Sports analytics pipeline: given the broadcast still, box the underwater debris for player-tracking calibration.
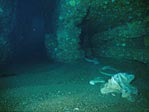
[89,66,119,85]
[90,66,138,102]
[100,73,138,102]
[89,77,106,85]
[99,66,119,77]
[85,57,99,65]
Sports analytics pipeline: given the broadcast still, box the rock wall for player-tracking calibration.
[89,0,149,63]
[0,0,17,64]
[45,0,89,62]
[45,0,149,63]
[92,21,149,63]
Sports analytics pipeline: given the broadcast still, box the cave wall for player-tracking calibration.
[0,0,148,64]
[0,0,17,64]
[45,0,148,63]
[88,0,149,63]
[45,0,89,62]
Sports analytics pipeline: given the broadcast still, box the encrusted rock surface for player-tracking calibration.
[45,0,148,63]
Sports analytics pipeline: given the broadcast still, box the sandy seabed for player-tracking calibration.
[0,60,149,112]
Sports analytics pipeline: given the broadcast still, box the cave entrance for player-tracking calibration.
[12,0,58,63]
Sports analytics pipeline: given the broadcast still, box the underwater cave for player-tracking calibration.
[0,0,149,111]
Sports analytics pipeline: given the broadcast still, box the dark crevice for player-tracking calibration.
[78,6,95,58]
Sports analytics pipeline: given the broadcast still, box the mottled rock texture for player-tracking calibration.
[45,0,148,63]
[0,0,17,64]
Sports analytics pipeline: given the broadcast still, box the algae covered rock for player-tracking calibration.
[45,33,57,60]
[82,0,148,63]
[51,0,87,62]
[45,0,148,63]
[93,21,146,41]
[92,21,149,63]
